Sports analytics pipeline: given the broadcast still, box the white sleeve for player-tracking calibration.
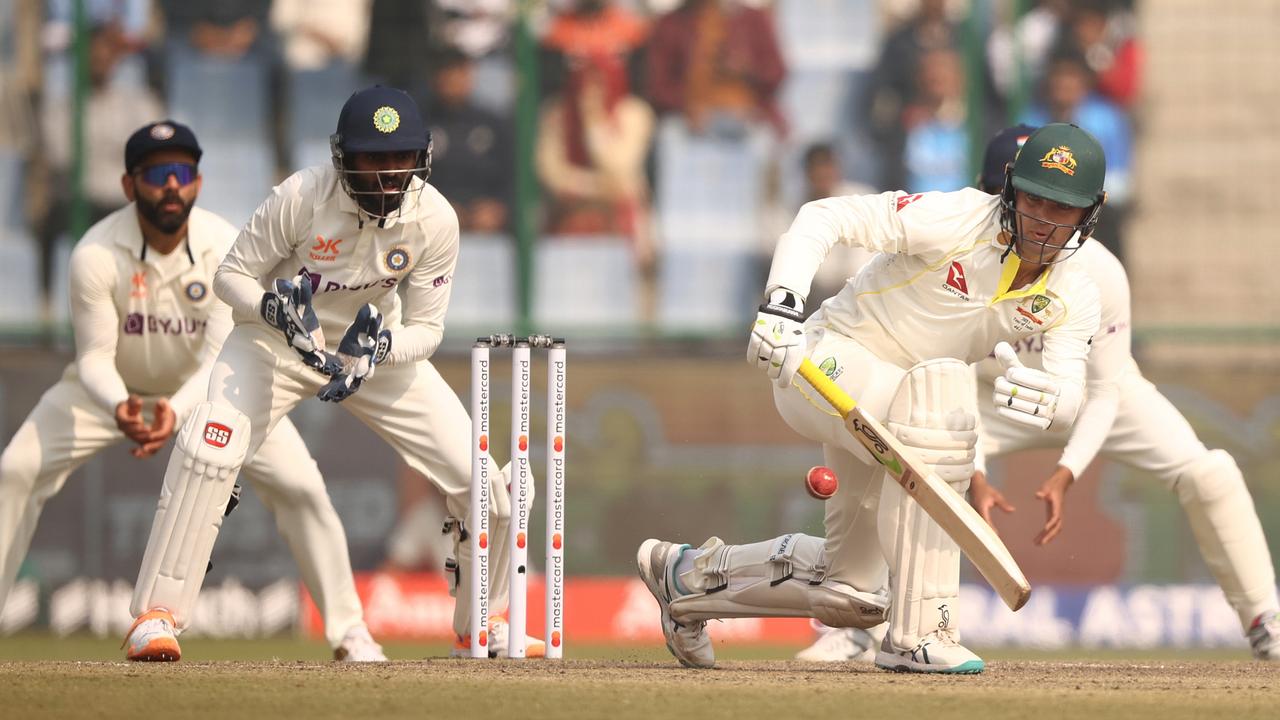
[213,176,306,323]
[1057,257,1132,478]
[766,192,909,300]
[167,298,233,422]
[766,189,990,301]
[69,244,129,414]
[382,210,460,366]
[1040,277,1102,432]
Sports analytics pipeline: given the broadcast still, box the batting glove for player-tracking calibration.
[748,289,807,389]
[316,304,392,403]
[992,341,1060,430]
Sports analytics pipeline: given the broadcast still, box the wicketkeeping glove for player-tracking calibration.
[260,276,330,371]
[992,341,1060,430]
[747,289,807,389]
[316,304,392,403]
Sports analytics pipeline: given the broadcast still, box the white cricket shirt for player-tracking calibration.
[214,165,459,366]
[974,240,1131,477]
[768,189,1102,423]
[67,205,237,417]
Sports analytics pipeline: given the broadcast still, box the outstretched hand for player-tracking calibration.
[968,469,1016,535]
[1033,466,1074,545]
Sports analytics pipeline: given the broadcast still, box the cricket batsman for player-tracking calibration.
[638,123,1108,673]
[798,125,1280,663]
[0,121,384,661]
[121,87,536,660]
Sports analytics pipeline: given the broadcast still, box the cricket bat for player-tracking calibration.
[797,358,1032,612]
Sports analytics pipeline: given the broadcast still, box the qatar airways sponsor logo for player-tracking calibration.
[123,313,207,336]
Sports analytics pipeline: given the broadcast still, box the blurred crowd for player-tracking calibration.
[0,0,1141,332]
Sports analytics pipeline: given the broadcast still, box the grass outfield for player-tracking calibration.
[1,635,1274,719]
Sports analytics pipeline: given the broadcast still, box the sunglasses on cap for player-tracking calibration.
[134,162,198,187]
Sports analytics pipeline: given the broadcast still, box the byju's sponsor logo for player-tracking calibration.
[122,313,207,336]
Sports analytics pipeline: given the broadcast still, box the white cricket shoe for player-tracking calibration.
[123,607,181,662]
[448,617,546,658]
[796,621,885,663]
[874,628,984,674]
[1248,610,1280,660]
[334,625,387,662]
[488,616,547,658]
[636,538,715,669]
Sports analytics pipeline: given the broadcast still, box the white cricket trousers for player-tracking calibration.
[202,323,510,638]
[0,371,365,648]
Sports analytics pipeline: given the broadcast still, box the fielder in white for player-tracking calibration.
[638,123,1110,674]
[800,125,1280,663]
[0,121,383,661]
[121,88,535,661]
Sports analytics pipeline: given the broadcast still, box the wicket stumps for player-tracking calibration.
[469,334,566,659]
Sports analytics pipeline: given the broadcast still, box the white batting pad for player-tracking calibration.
[879,358,977,649]
[130,403,250,629]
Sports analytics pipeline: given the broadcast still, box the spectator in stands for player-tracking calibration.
[536,50,656,316]
[1022,52,1132,260]
[39,23,164,296]
[541,0,649,95]
[427,48,513,234]
[987,0,1072,110]
[432,0,516,112]
[160,1,274,61]
[271,0,370,170]
[270,1,370,76]
[646,0,787,138]
[801,143,875,304]
[363,0,434,108]
[862,0,959,189]
[900,47,971,193]
[1059,0,1142,108]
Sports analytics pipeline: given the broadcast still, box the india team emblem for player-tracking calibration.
[373,106,401,134]
[1031,294,1050,314]
[150,123,175,140]
[384,247,410,272]
[185,280,207,301]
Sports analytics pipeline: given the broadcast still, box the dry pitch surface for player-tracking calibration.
[2,640,1276,720]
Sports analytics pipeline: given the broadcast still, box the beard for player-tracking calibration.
[135,191,194,233]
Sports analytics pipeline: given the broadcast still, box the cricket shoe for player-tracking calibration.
[488,616,547,658]
[449,618,546,658]
[636,538,714,669]
[334,625,387,661]
[874,628,984,674]
[1248,610,1280,661]
[123,608,181,662]
[796,621,885,663]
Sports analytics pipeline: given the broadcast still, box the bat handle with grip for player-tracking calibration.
[797,359,858,418]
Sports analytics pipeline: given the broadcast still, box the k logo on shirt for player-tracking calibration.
[309,235,343,261]
[943,261,969,299]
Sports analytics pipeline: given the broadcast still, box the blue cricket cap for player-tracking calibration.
[333,86,430,154]
[979,124,1037,192]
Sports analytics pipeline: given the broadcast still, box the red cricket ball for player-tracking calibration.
[805,466,838,500]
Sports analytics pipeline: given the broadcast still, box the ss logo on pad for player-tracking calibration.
[204,422,232,448]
